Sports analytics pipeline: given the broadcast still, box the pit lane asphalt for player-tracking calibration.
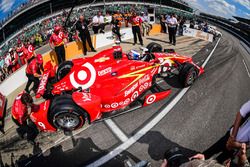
[3,29,250,167]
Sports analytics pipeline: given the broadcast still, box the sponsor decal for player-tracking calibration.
[125,82,138,97]
[94,57,110,63]
[146,94,156,105]
[98,67,112,76]
[131,91,139,102]
[111,103,119,108]
[70,62,96,90]
[104,104,110,108]
[37,72,50,94]
[82,93,91,102]
[38,122,46,130]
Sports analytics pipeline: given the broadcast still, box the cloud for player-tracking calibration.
[0,0,15,13]
[233,0,250,10]
[204,0,236,16]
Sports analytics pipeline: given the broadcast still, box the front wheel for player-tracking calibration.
[49,94,88,131]
[179,63,197,87]
[56,61,73,81]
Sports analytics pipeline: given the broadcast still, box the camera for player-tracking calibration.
[164,147,189,167]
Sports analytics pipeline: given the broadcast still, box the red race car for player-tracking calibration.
[16,42,204,133]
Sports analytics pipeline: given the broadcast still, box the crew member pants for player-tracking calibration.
[25,73,39,94]
[132,26,143,45]
[112,27,121,42]
[55,45,65,65]
[12,117,39,142]
[168,27,176,44]
[79,32,95,55]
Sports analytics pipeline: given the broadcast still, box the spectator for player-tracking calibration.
[16,40,27,65]
[140,12,151,36]
[49,25,67,65]
[104,11,112,26]
[10,49,20,72]
[75,15,96,56]
[160,14,166,33]
[124,11,131,27]
[203,100,250,164]
[92,11,105,34]
[167,13,178,46]
[179,17,185,36]
[161,147,226,167]
[130,12,143,46]
[4,52,12,75]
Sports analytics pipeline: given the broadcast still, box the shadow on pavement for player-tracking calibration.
[14,134,141,167]
[138,131,198,161]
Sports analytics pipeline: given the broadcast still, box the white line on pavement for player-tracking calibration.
[104,119,128,142]
[86,38,221,167]
[242,59,250,78]
[202,38,221,68]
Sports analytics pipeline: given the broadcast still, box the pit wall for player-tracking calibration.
[0,25,161,105]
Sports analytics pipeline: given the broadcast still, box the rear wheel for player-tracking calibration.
[56,61,73,81]
[146,42,163,53]
[179,63,197,87]
[49,94,88,131]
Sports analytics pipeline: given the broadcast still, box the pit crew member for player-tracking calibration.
[49,25,67,65]
[12,92,39,144]
[130,12,143,46]
[24,53,42,94]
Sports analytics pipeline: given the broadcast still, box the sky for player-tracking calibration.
[0,0,249,21]
[185,0,250,18]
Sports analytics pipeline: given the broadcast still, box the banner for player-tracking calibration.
[183,27,213,42]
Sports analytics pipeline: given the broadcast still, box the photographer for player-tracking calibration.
[203,100,250,164]
[161,147,225,167]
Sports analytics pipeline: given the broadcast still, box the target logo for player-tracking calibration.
[70,63,96,89]
[28,45,33,53]
[59,32,64,39]
[131,91,139,102]
[104,105,110,108]
[146,94,156,105]
[119,101,124,105]
[124,98,130,105]
[111,103,119,108]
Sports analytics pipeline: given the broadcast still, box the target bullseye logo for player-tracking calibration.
[111,103,119,108]
[59,32,63,39]
[131,91,139,102]
[146,94,156,104]
[70,62,96,89]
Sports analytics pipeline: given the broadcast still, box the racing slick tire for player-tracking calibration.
[146,42,162,53]
[49,94,88,131]
[56,61,73,81]
[179,63,198,87]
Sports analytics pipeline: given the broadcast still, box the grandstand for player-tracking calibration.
[0,0,193,46]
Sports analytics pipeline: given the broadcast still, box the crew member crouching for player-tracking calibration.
[12,92,39,145]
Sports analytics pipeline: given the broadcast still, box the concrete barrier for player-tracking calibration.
[183,27,214,42]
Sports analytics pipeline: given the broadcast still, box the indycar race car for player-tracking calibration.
[15,42,204,133]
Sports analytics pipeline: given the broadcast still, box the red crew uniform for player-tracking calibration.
[130,15,143,45]
[16,44,26,65]
[25,57,41,94]
[12,92,28,125]
[49,27,66,65]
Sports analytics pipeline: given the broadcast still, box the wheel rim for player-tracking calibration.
[55,112,81,130]
[186,71,196,85]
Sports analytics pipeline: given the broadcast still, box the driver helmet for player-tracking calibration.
[129,50,140,60]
